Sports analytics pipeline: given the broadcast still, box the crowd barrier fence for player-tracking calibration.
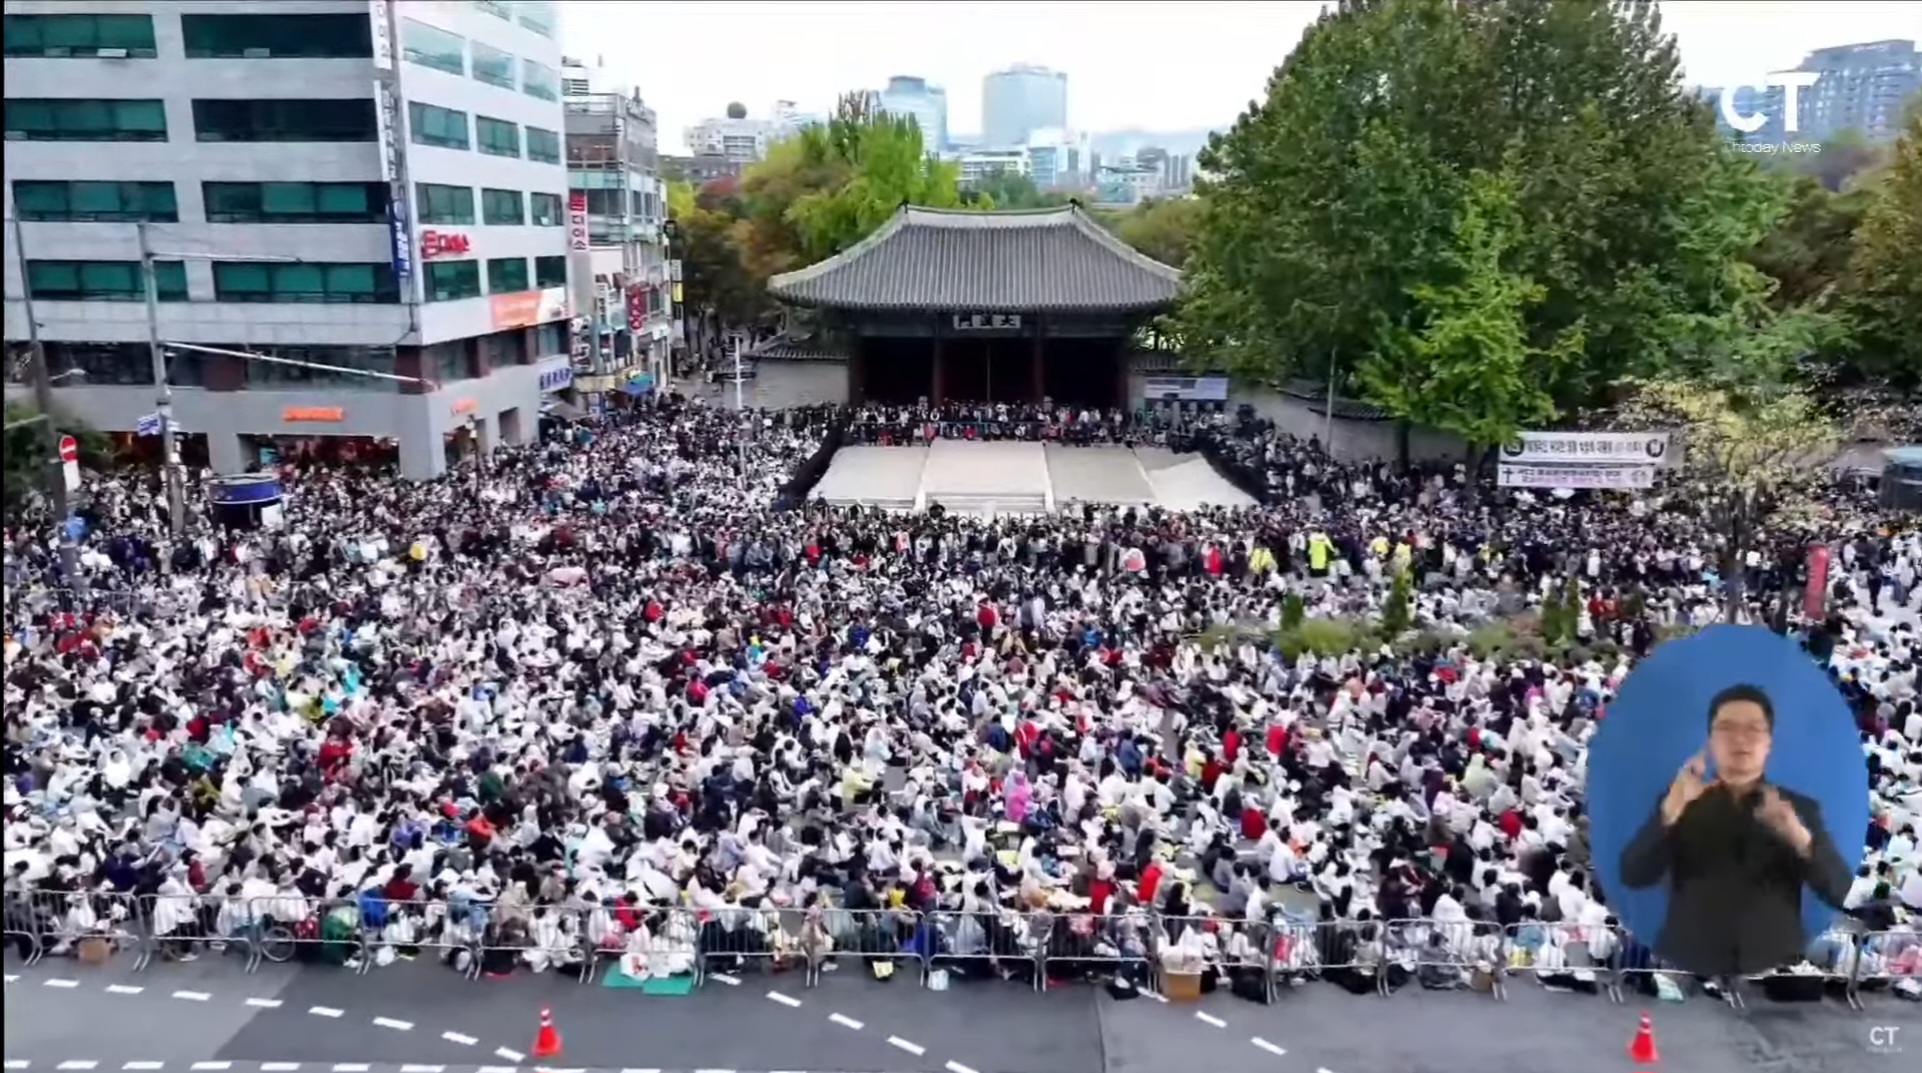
[4,889,1914,1006]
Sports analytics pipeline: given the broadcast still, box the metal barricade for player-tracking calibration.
[586,904,698,987]
[2,888,144,971]
[924,907,1045,990]
[735,905,921,989]
[1151,911,1261,1000]
[1035,911,1155,993]
[1498,920,1634,1003]
[1849,926,1920,1010]
[235,895,365,974]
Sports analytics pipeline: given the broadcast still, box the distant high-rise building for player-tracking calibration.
[876,76,948,153]
[982,64,1067,148]
[1798,39,1918,142]
[685,106,778,164]
[1703,38,1919,145]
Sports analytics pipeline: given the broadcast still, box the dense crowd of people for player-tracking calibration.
[2,393,1916,1003]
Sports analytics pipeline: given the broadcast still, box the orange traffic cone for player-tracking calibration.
[1628,1009,1659,1065]
[532,1006,562,1059]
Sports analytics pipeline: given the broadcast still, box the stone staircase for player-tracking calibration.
[927,491,1051,516]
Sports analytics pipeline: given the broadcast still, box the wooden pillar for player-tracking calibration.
[1030,315,1045,402]
[849,338,865,404]
[932,315,945,405]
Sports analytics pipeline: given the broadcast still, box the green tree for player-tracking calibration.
[1280,591,1306,631]
[966,169,1068,211]
[1113,197,1207,270]
[3,400,109,511]
[1380,568,1414,637]
[1539,585,1567,644]
[1176,0,1777,416]
[1843,105,1922,390]
[783,95,965,262]
[667,180,770,328]
[1619,375,1841,620]
[1360,169,1577,453]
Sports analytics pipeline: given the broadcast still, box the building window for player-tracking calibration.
[481,188,524,225]
[525,126,561,164]
[4,99,166,142]
[3,14,157,58]
[400,18,465,76]
[11,181,177,223]
[212,261,399,304]
[521,59,560,101]
[472,1,513,21]
[471,41,516,90]
[408,101,469,150]
[529,193,564,226]
[203,181,388,224]
[534,255,566,289]
[476,115,520,158]
[26,260,187,302]
[415,183,475,225]
[518,1,557,38]
[180,13,372,59]
[486,257,529,294]
[425,261,482,303]
[192,98,376,142]
[237,345,397,389]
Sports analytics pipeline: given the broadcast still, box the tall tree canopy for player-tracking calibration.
[1112,197,1207,271]
[1843,106,1922,391]
[1174,0,1801,447]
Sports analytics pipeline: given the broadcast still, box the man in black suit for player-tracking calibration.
[1618,683,1851,977]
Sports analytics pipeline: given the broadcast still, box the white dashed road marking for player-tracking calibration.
[307,1007,344,1019]
[828,1013,864,1031]
[371,1018,413,1032]
[493,1048,525,1063]
[3,1063,27,1070]
[105,985,144,995]
[709,973,741,985]
[171,992,211,1003]
[44,979,79,989]
[331,1065,370,1072]
[399,1065,443,1072]
[1252,1038,1288,1057]
[56,1064,97,1071]
[124,1064,165,1070]
[190,1062,231,1070]
[477,1067,518,1073]
[887,1037,926,1057]
[440,1032,477,1046]
[262,1065,302,1071]
[766,990,802,1008]
[1195,1011,1227,1028]
[946,1063,981,1073]
[245,998,282,1009]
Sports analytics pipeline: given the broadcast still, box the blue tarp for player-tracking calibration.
[620,374,655,396]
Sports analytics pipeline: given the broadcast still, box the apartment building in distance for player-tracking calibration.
[2,0,576,480]
[561,55,672,399]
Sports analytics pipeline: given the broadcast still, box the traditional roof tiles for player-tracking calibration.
[766,204,1183,314]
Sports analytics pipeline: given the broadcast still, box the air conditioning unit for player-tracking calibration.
[96,48,129,59]
[242,47,272,58]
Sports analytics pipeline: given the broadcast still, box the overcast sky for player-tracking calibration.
[557,1,1921,153]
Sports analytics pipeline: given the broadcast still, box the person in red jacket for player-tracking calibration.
[1137,858,1165,907]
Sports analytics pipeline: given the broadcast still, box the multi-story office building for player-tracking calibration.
[1798,39,1919,142]
[876,75,947,153]
[981,64,1067,148]
[562,55,670,399]
[1705,39,1920,145]
[951,129,1089,192]
[683,107,776,165]
[2,0,575,480]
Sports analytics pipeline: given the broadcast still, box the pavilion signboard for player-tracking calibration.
[951,313,1022,332]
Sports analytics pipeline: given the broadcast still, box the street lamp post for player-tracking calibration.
[6,213,82,585]
[136,222,301,535]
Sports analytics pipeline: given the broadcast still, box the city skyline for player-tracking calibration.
[562,1,1919,155]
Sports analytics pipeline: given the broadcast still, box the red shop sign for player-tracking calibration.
[421,231,472,259]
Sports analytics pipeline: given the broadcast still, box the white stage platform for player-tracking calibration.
[811,441,1255,514]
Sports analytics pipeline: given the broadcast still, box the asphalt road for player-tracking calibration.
[5,952,1915,1073]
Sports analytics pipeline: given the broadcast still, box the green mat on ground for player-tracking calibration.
[600,966,697,994]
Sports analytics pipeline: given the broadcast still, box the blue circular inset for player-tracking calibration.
[1587,624,1868,971]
